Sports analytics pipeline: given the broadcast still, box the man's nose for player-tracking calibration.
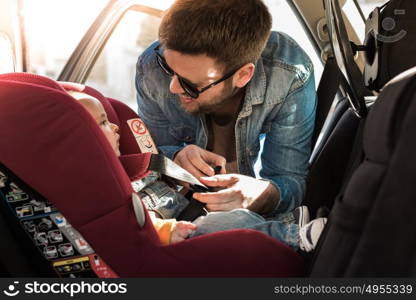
[169,75,185,95]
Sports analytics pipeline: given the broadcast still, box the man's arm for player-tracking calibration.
[260,72,316,214]
[193,174,279,214]
[193,71,316,215]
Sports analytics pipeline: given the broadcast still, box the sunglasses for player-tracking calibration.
[154,45,237,99]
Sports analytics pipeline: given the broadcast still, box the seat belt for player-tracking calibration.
[148,155,210,221]
[127,118,209,221]
[148,154,208,192]
[312,57,341,146]
[126,118,208,191]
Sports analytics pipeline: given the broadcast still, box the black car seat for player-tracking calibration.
[304,1,371,217]
[305,0,416,217]
[308,0,416,275]
[306,98,361,217]
[311,66,416,276]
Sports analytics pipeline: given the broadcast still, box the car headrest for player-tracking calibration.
[363,0,416,91]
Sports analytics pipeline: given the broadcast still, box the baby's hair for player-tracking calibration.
[67,90,97,102]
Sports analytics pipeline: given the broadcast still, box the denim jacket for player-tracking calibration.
[135,31,316,214]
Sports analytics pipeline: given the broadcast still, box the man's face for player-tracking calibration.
[163,49,238,114]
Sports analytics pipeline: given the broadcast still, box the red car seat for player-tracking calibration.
[0,73,304,277]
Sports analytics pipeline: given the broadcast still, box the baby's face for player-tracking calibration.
[70,92,120,156]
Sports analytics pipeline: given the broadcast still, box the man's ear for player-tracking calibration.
[233,63,255,88]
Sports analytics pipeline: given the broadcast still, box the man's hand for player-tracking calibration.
[193,174,279,214]
[170,221,197,244]
[174,145,226,179]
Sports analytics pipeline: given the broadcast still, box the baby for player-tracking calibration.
[67,91,196,245]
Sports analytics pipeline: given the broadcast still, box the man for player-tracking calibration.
[135,0,316,216]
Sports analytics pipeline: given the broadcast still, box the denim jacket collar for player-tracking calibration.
[240,58,267,118]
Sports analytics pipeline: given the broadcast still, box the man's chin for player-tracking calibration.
[180,101,200,115]
[182,107,200,115]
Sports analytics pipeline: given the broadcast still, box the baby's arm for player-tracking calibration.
[171,221,196,244]
[150,212,196,245]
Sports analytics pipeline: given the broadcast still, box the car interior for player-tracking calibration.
[1,0,416,277]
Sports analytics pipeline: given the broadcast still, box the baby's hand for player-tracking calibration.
[170,221,197,244]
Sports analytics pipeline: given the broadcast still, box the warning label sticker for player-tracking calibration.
[127,118,158,154]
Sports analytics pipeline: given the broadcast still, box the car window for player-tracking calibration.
[0,32,15,73]
[22,0,108,78]
[85,9,162,111]
[358,0,390,17]
[264,0,324,84]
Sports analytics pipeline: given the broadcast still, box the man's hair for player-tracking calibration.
[158,0,272,72]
